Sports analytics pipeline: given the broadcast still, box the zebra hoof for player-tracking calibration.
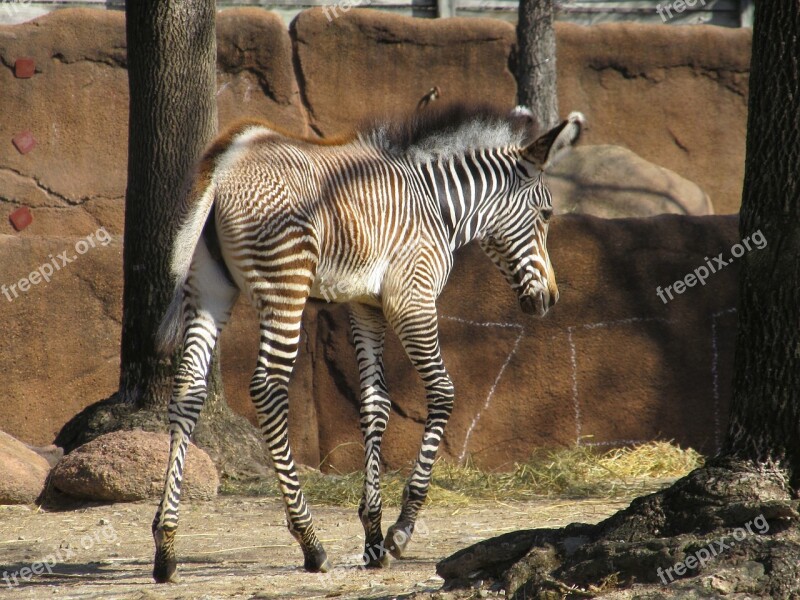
[152,553,180,583]
[303,545,330,573]
[386,523,412,559]
[153,527,180,583]
[363,541,392,568]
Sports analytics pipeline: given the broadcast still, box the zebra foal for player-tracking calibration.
[152,103,586,581]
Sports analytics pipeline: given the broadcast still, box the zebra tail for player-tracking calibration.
[155,176,217,356]
[155,286,185,356]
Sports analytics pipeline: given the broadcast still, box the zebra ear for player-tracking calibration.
[521,111,586,172]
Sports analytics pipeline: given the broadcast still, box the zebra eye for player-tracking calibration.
[540,208,553,222]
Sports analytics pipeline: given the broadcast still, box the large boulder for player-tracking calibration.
[0,431,51,504]
[0,9,752,469]
[0,9,749,233]
[549,145,713,217]
[25,443,64,467]
[0,233,122,448]
[291,12,749,213]
[215,8,307,136]
[51,430,219,502]
[0,213,746,473]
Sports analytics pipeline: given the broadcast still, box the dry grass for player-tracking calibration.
[221,441,703,506]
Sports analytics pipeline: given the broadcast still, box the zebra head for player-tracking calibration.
[479,111,586,317]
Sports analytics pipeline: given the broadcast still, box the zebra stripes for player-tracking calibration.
[152,103,585,582]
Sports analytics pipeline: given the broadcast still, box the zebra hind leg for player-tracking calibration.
[153,325,214,583]
[152,247,238,582]
[349,304,392,567]
[251,301,329,573]
[153,240,239,583]
[385,308,455,559]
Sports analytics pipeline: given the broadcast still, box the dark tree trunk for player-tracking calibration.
[120,0,217,409]
[436,3,800,598]
[724,2,800,475]
[54,0,270,481]
[516,0,559,131]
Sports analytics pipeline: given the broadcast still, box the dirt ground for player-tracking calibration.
[0,495,635,599]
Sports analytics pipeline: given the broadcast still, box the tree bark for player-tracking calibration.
[436,3,800,597]
[516,0,559,131]
[120,0,217,409]
[724,1,800,475]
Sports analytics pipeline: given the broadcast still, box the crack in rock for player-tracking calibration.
[0,167,121,207]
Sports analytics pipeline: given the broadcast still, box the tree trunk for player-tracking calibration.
[436,3,800,597]
[724,2,800,475]
[516,0,559,131]
[54,0,270,481]
[120,0,217,410]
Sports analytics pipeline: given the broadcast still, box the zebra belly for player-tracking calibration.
[309,267,384,307]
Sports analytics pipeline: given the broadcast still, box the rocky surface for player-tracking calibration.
[0,9,748,468]
[24,442,63,467]
[215,8,307,136]
[0,431,50,504]
[556,22,750,215]
[550,144,714,217]
[0,233,123,449]
[50,430,218,501]
[0,9,306,238]
[291,8,517,136]
[0,495,632,599]
[0,215,741,471]
[309,214,740,471]
[0,9,749,233]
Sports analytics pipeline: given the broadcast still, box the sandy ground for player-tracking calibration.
[0,495,635,600]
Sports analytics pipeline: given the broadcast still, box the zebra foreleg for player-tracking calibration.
[386,309,455,559]
[152,318,218,583]
[251,315,329,573]
[350,305,392,567]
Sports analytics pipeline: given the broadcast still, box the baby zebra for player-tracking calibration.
[152,103,586,581]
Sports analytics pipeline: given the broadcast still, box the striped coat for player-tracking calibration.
[152,104,586,581]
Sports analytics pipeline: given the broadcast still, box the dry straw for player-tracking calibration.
[222,441,703,506]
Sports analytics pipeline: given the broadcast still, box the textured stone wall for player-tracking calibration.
[0,214,740,470]
[0,9,749,467]
[294,215,740,470]
[0,7,749,234]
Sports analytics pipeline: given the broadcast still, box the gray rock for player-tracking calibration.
[25,443,64,468]
[549,145,713,218]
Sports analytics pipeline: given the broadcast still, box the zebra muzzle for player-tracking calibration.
[519,290,550,317]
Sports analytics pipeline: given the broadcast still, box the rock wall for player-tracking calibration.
[0,7,749,234]
[0,215,740,471]
[299,215,740,471]
[0,9,749,468]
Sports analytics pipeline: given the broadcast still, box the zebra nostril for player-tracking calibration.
[519,295,535,315]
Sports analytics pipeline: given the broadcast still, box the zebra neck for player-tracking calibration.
[422,150,513,250]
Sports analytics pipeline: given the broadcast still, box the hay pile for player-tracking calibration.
[222,441,703,505]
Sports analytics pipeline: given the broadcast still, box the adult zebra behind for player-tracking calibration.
[152,103,586,581]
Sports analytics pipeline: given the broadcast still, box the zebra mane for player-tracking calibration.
[359,103,533,162]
